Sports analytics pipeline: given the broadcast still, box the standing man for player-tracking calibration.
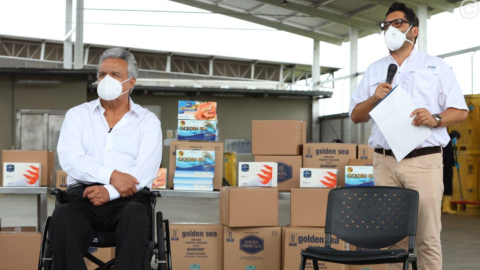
[51,48,163,270]
[350,2,467,270]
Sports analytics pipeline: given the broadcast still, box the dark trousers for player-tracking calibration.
[443,164,453,196]
[49,184,150,270]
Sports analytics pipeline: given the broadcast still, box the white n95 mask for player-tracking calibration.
[97,75,131,101]
[384,25,414,52]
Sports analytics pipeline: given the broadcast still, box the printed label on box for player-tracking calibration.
[175,150,215,178]
[277,162,292,183]
[238,162,278,187]
[300,168,337,188]
[177,120,218,141]
[345,166,374,187]
[178,100,217,120]
[240,235,264,255]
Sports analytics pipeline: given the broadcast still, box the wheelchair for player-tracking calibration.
[38,188,172,270]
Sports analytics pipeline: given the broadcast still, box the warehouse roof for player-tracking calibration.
[171,0,463,45]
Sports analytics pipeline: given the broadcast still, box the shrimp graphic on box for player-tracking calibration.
[238,162,278,187]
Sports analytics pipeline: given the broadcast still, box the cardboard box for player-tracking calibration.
[254,156,302,191]
[0,232,41,270]
[224,226,282,270]
[178,100,217,120]
[2,162,41,187]
[349,266,374,270]
[252,120,306,156]
[303,144,357,187]
[374,265,389,270]
[168,141,224,190]
[291,188,330,227]
[56,170,68,190]
[238,162,278,187]
[220,187,278,227]
[348,159,373,166]
[300,168,337,188]
[345,166,374,187]
[177,120,218,142]
[170,224,223,270]
[85,247,115,270]
[2,150,55,187]
[282,227,347,270]
[152,168,167,189]
[358,145,374,160]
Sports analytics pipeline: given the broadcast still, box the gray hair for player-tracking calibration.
[98,48,139,92]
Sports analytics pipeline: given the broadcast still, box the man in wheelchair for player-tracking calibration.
[49,48,163,270]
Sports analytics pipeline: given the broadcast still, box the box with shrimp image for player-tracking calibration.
[238,162,278,187]
[151,168,167,189]
[177,120,218,142]
[2,162,41,187]
[300,168,337,188]
[178,100,217,120]
[174,150,216,179]
[345,166,374,187]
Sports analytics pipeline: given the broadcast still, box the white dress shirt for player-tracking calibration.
[349,49,468,149]
[57,98,163,201]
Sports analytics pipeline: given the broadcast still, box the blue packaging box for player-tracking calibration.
[177,120,218,142]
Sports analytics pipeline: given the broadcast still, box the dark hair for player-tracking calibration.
[386,2,419,43]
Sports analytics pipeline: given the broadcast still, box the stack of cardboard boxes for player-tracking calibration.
[0,150,56,270]
[169,101,224,190]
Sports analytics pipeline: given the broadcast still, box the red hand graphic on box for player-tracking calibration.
[320,172,337,188]
[24,166,40,185]
[257,165,273,185]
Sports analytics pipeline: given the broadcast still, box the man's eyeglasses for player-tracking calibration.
[380,19,416,31]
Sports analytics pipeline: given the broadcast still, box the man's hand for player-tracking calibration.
[411,108,437,127]
[110,170,139,198]
[373,83,392,102]
[83,186,110,206]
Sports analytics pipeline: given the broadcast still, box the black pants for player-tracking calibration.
[49,184,150,270]
[443,164,453,196]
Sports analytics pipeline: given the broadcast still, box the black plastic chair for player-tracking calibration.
[38,188,172,270]
[299,187,419,270]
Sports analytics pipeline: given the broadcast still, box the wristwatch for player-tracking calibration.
[433,114,442,128]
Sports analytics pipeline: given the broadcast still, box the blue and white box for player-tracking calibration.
[345,166,375,187]
[238,162,278,187]
[174,150,216,179]
[177,120,218,142]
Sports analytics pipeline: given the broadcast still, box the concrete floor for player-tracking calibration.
[1,194,479,269]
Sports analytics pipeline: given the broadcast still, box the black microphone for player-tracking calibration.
[386,64,397,85]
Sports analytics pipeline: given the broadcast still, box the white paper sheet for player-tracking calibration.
[369,85,431,162]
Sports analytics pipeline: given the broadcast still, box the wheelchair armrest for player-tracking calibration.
[50,188,63,197]
[150,190,162,198]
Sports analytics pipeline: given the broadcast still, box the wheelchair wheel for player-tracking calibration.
[156,212,167,270]
[38,217,53,270]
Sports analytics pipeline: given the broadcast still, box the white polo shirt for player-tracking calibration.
[57,98,163,201]
[349,49,468,149]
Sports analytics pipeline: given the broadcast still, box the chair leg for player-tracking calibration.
[403,258,410,270]
[299,256,307,270]
[412,260,418,270]
[313,259,320,270]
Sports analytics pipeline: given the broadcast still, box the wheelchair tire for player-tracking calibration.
[38,217,53,270]
[156,212,167,270]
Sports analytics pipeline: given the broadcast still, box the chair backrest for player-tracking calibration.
[325,187,419,250]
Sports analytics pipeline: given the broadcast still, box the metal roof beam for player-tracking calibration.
[169,0,343,45]
[254,0,380,33]
[361,0,455,13]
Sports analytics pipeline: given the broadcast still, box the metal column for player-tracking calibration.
[417,4,428,53]
[74,0,84,69]
[64,0,73,69]
[312,39,321,142]
[349,27,360,144]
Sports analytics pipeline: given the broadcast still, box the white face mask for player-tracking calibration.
[384,25,414,51]
[97,75,131,101]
